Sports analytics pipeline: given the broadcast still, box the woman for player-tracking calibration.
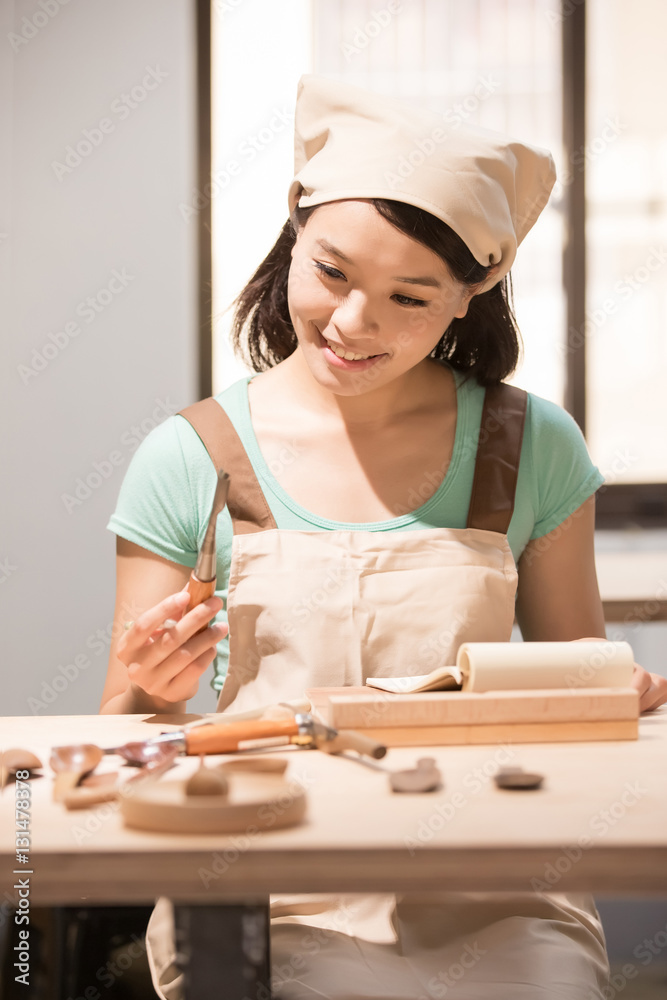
[101,75,667,998]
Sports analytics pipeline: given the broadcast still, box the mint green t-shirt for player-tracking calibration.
[107,370,605,692]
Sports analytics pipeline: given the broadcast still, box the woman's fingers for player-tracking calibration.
[118,590,193,652]
[160,646,220,703]
[631,664,667,713]
[117,590,227,701]
[120,595,222,657]
[125,620,227,698]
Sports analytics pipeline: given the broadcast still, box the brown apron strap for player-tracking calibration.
[466,383,528,534]
[178,397,277,534]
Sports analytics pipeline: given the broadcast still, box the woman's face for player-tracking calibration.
[287,199,476,396]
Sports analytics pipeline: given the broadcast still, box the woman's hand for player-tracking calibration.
[570,636,667,713]
[115,589,228,705]
[630,662,667,713]
[516,498,667,714]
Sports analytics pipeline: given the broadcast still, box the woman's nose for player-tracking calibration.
[331,290,378,334]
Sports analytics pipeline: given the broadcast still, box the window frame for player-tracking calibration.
[563,0,667,528]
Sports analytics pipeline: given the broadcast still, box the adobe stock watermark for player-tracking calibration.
[8,0,71,53]
[518,445,642,567]
[383,75,500,190]
[515,116,627,235]
[558,246,667,359]
[179,107,293,222]
[0,556,18,584]
[529,780,648,894]
[69,760,170,845]
[563,639,631,689]
[593,919,667,1000]
[606,578,667,632]
[243,898,359,1000]
[51,65,168,180]
[556,115,627,191]
[198,770,317,888]
[405,743,517,855]
[61,397,179,513]
[28,599,144,713]
[341,1,403,63]
[418,940,487,999]
[213,0,246,13]
[17,268,134,384]
[357,611,472,729]
[233,564,349,686]
[64,933,147,999]
[545,0,584,26]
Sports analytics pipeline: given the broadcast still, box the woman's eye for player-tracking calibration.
[314,261,344,279]
[393,294,427,308]
[313,262,427,308]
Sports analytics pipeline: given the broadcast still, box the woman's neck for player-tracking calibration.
[267,349,455,430]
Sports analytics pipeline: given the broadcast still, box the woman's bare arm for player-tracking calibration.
[516,495,605,640]
[99,537,225,714]
[516,495,667,711]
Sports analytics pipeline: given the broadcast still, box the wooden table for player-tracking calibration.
[3,710,667,996]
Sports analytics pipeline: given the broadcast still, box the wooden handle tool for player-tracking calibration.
[185,469,230,632]
[321,729,387,759]
[184,719,300,754]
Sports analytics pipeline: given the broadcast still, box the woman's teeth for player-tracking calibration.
[325,338,376,361]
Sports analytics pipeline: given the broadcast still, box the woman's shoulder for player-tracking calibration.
[521,388,591,451]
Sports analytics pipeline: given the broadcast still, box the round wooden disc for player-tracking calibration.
[119,773,307,834]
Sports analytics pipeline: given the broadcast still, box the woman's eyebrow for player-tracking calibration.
[314,238,442,288]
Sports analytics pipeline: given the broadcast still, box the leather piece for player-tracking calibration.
[178,397,277,535]
[467,383,528,534]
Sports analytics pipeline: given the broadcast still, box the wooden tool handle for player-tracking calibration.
[185,719,299,754]
[186,574,217,635]
[324,730,387,759]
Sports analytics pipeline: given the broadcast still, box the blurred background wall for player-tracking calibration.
[0,0,208,715]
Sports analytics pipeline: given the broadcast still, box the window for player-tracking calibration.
[202,0,666,527]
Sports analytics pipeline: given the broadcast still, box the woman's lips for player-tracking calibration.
[318,330,388,371]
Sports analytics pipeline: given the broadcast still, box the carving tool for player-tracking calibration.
[185,469,230,628]
[93,712,386,764]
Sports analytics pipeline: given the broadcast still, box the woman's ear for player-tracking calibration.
[455,265,500,318]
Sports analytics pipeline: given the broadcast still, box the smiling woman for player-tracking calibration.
[231,196,520,387]
[102,73,667,1000]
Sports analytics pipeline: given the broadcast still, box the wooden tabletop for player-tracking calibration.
[2,710,667,904]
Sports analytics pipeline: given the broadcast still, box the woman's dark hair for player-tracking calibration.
[228,199,521,385]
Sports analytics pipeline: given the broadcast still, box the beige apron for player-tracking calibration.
[145,385,610,999]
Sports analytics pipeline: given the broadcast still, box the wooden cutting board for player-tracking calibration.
[307,686,639,745]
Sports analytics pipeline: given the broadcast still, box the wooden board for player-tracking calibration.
[307,686,639,745]
[351,719,638,745]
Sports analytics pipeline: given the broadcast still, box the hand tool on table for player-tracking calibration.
[61,747,179,811]
[49,744,103,801]
[185,469,230,631]
[327,749,444,793]
[85,712,386,764]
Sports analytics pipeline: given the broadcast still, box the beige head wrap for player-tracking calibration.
[288,74,556,292]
